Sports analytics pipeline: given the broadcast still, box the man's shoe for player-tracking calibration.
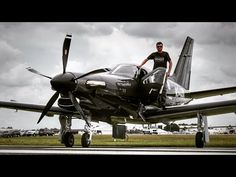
[159,104,166,110]
[138,103,146,113]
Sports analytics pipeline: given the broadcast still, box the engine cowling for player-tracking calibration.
[58,97,76,111]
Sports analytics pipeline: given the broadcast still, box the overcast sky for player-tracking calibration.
[0,22,236,130]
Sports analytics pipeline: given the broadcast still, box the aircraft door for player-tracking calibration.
[140,67,166,103]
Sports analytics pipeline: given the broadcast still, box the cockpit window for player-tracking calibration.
[111,64,139,78]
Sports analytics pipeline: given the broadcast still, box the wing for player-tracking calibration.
[0,101,78,117]
[1,99,236,124]
[143,99,236,123]
[185,86,236,99]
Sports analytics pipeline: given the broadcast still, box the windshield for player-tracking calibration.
[111,64,139,78]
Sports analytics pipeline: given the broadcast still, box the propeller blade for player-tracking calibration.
[74,68,110,81]
[68,91,90,126]
[37,91,59,124]
[26,67,52,79]
[74,71,95,81]
[62,34,72,74]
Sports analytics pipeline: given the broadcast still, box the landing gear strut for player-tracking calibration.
[59,110,93,148]
[68,92,93,148]
[195,113,209,148]
[59,115,75,147]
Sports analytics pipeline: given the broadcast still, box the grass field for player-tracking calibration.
[0,134,236,147]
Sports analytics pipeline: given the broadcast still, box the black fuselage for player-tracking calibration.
[54,64,192,123]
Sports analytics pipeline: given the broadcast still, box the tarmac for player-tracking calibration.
[0,146,236,155]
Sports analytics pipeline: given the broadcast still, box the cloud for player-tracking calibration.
[53,22,115,37]
[121,22,178,38]
[0,40,22,69]
[0,40,33,87]
[121,22,236,47]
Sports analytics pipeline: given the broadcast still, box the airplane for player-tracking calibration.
[1,34,236,148]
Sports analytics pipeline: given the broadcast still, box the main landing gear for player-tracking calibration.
[59,114,93,148]
[59,115,75,147]
[63,132,74,147]
[195,113,209,148]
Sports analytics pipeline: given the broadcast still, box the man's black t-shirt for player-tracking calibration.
[147,51,171,70]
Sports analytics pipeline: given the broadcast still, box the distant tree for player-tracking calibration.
[164,123,180,132]
[179,123,187,126]
[191,123,197,126]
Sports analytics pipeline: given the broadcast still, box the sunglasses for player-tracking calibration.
[157,46,163,48]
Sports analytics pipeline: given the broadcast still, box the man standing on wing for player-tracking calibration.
[138,41,173,110]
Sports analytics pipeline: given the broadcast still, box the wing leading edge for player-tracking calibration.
[186,86,236,99]
[0,101,76,117]
[143,99,236,123]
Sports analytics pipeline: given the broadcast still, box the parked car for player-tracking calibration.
[39,128,54,136]
[25,130,37,136]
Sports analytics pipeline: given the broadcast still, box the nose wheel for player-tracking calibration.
[81,132,91,147]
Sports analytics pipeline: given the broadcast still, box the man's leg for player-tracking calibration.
[159,81,167,109]
[138,102,146,122]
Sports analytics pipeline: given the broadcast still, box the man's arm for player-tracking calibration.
[138,58,148,68]
[166,59,172,77]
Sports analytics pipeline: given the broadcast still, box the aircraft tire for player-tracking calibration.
[64,132,74,147]
[81,132,91,147]
[195,132,204,148]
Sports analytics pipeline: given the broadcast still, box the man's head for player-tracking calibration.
[156,42,163,52]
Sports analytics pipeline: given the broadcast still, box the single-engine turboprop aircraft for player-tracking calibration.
[1,34,236,148]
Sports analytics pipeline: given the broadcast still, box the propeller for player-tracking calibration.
[37,34,71,123]
[27,34,90,126]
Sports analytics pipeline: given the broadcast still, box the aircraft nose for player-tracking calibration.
[50,73,76,93]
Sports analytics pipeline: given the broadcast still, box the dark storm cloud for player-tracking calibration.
[0,40,32,87]
[186,23,236,46]
[121,22,236,47]
[0,22,115,37]
[54,22,115,36]
[0,23,117,76]
[121,23,178,38]
[121,23,182,47]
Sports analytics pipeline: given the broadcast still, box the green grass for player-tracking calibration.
[0,134,236,147]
